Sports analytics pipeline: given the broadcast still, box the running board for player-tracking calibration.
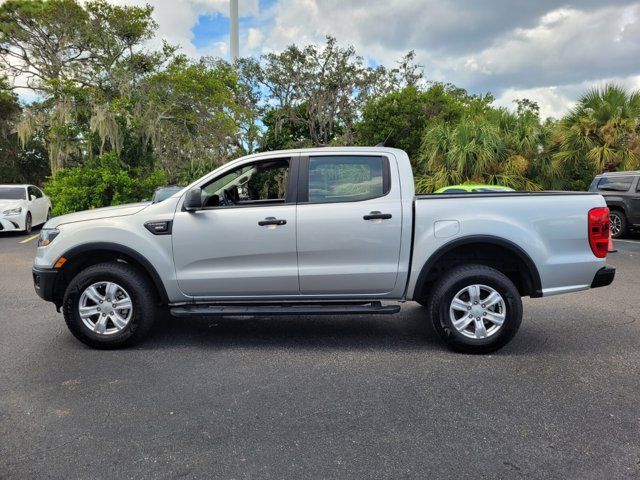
[170,301,400,317]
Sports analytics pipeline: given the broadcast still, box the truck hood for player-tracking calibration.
[45,202,150,228]
[0,199,26,212]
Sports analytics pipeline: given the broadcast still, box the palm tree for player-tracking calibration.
[415,110,542,192]
[554,84,640,175]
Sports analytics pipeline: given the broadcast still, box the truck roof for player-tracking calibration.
[596,171,640,177]
[238,146,407,161]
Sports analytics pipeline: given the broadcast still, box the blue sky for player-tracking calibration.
[191,13,230,50]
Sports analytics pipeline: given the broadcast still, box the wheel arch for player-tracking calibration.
[55,242,169,305]
[605,200,627,216]
[413,235,543,300]
[608,204,627,216]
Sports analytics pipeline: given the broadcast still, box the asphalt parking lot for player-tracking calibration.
[1,231,639,479]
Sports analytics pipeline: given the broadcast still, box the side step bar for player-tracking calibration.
[170,301,401,317]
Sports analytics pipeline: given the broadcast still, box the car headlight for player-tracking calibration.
[37,228,60,247]
[2,207,22,216]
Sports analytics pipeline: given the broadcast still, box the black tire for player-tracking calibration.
[609,210,627,239]
[63,262,158,348]
[427,264,523,354]
[23,212,32,234]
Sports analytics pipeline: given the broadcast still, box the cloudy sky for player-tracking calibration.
[19,0,640,118]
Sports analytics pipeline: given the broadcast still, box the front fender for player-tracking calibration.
[34,217,186,303]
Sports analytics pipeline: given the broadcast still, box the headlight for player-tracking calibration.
[2,207,22,216]
[37,228,60,247]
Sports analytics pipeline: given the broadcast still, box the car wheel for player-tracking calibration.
[609,211,626,239]
[427,264,523,354]
[62,262,158,349]
[23,212,32,234]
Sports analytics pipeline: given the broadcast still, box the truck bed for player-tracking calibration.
[405,191,608,298]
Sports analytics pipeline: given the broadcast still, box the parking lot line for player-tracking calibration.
[19,233,40,244]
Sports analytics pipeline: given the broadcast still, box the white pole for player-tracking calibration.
[230,0,239,61]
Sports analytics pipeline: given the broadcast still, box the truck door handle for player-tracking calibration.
[258,217,287,226]
[363,211,392,220]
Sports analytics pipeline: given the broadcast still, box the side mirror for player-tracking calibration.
[183,187,203,211]
[30,195,36,201]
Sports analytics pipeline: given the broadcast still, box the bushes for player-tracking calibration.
[44,153,166,216]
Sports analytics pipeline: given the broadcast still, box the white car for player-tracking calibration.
[0,184,52,234]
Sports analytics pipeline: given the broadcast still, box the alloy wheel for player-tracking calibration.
[449,284,506,339]
[78,281,133,335]
[609,213,622,237]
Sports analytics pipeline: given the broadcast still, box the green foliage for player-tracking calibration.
[0,77,51,183]
[44,153,166,216]
[552,84,640,190]
[249,37,423,150]
[355,83,491,164]
[415,109,543,192]
[260,104,315,151]
[141,56,241,177]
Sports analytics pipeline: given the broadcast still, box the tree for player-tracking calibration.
[247,37,370,147]
[0,0,157,93]
[245,37,420,150]
[355,83,491,164]
[260,103,314,151]
[0,0,161,172]
[553,84,640,189]
[0,76,50,183]
[139,56,243,179]
[44,152,165,216]
[416,109,543,192]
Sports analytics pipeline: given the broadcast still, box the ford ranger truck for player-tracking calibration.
[32,147,615,353]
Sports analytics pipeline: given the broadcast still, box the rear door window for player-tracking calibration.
[596,176,633,192]
[306,156,389,203]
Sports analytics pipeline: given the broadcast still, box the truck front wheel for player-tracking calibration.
[427,264,522,354]
[62,262,158,348]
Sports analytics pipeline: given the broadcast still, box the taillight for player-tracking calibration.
[588,207,610,258]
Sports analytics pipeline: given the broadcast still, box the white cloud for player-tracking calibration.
[253,0,640,117]
[493,86,576,120]
[247,28,263,50]
[109,0,258,56]
[452,5,640,90]
[4,0,640,117]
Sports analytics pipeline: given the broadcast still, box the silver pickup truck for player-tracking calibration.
[32,147,615,353]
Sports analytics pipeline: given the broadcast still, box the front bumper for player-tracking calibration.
[0,217,24,232]
[32,266,59,303]
[591,265,615,289]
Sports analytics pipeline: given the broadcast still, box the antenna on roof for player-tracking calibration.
[375,133,392,147]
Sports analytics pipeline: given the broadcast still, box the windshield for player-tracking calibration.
[152,186,183,203]
[0,187,26,200]
[203,165,255,196]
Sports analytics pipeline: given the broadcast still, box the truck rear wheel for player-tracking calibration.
[62,262,158,348]
[427,264,522,354]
